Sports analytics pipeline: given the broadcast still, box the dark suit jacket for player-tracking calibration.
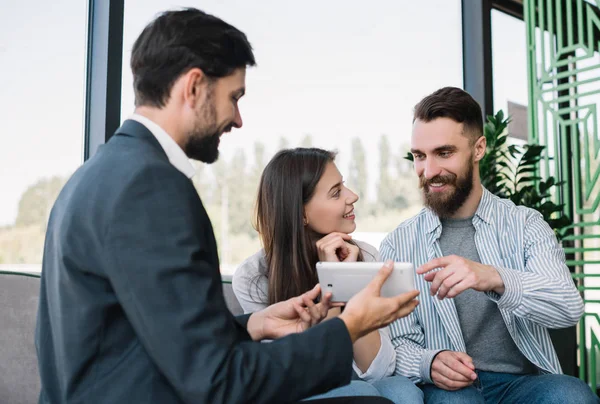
[35,120,353,403]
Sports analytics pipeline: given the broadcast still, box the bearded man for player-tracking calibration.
[375,87,598,403]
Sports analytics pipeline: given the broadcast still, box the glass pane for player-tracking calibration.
[491,8,529,200]
[492,9,529,127]
[121,1,463,273]
[0,2,87,272]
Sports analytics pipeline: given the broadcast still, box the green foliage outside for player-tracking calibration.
[15,176,66,228]
[2,135,423,266]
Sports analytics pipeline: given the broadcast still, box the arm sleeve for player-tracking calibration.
[486,211,583,328]
[232,257,270,314]
[104,166,354,404]
[352,328,397,381]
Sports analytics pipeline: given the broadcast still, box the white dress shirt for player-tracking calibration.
[128,113,196,179]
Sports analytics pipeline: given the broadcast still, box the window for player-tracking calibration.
[121,0,463,273]
[0,1,87,271]
[491,9,529,141]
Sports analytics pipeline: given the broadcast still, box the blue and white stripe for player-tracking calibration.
[380,187,584,384]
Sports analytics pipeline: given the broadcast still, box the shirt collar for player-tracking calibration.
[473,186,495,225]
[128,113,196,179]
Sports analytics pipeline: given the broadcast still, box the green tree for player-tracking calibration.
[394,143,421,207]
[211,158,230,262]
[191,160,216,205]
[278,136,289,151]
[376,135,407,210]
[252,141,266,181]
[301,134,313,147]
[395,143,413,177]
[15,176,67,228]
[227,148,255,238]
[348,137,368,202]
[246,141,267,238]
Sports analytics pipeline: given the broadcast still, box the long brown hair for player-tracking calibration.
[253,147,364,305]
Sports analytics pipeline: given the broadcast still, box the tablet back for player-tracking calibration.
[316,261,415,302]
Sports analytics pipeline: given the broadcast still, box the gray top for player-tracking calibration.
[439,217,537,374]
[232,240,380,314]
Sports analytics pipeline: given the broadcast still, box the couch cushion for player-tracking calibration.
[0,272,41,404]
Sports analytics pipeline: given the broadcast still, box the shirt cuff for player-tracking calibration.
[486,266,523,313]
[352,329,396,382]
[420,349,447,384]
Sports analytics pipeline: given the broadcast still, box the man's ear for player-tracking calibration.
[473,135,487,162]
[182,67,208,108]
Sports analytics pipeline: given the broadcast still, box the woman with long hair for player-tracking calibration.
[232,148,422,403]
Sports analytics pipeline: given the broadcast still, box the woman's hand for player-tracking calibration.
[316,232,360,262]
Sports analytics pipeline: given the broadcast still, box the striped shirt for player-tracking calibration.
[379,186,583,384]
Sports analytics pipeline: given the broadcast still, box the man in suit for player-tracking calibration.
[35,8,420,404]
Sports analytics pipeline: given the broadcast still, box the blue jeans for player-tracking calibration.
[307,375,424,404]
[421,371,599,404]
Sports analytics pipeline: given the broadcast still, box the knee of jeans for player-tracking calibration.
[371,376,424,402]
[346,380,381,396]
[422,385,484,404]
[542,377,599,404]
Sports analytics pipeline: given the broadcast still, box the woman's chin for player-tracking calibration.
[343,222,357,234]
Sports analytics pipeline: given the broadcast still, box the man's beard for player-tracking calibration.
[420,162,474,218]
[184,92,231,164]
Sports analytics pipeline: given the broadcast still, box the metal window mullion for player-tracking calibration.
[462,0,494,119]
[83,0,124,161]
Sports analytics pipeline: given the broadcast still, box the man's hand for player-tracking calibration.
[431,351,477,390]
[316,232,359,262]
[417,255,505,299]
[247,284,341,341]
[339,260,420,342]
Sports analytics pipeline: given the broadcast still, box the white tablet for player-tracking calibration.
[316,261,416,303]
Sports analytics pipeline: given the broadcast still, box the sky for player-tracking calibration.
[0,0,531,227]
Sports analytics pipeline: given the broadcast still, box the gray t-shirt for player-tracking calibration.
[232,240,380,313]
[439,217,536,374]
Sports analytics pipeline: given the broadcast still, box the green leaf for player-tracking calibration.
[479,109,571,238]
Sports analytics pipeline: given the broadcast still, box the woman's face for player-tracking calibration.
[304,162,359,235]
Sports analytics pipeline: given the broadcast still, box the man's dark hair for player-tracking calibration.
[131,8,256,108]
[413,87,483,142]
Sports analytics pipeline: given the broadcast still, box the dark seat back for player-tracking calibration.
[0,271,41,404]
[222,274,244,316]
[0,271,244,404]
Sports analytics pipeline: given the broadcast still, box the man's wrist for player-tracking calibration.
[421,348,447,384]
[489,266,506,295]
[246,312,265,341]
[338,312,362,343]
